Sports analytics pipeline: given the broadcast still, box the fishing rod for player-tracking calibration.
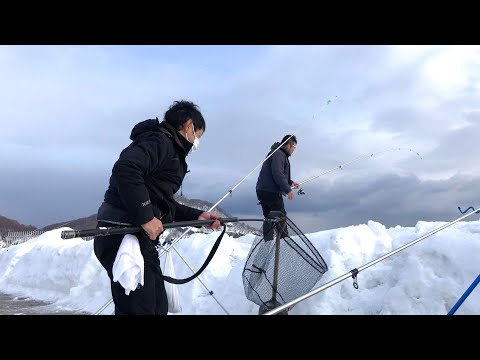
[92,97,337,315]
[60,217,251,239]
[264,205,480,315]
[447,274,480,315]
[294,147,422,193]
[87,216,267,315]
[157,97,338,258]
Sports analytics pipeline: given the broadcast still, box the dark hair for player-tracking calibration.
[164,100,206,132]
[281,135,297,146]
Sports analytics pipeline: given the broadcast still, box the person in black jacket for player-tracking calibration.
[255,135,299,315]
[93,100,221,315]
[256,135,299,240]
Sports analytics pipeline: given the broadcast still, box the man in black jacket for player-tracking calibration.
[94,100,221,315]
[256,135,299,239]
[255,135,299,315]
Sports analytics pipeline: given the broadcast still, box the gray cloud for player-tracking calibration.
[212,172,480,234]
[0,165,109,227]
[1,45,479,234]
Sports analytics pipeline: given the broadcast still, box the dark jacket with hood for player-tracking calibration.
[256,142,293,195]
[94,118,203,273]
[100,118,203,225]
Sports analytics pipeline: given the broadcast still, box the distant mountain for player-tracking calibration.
[0,215,37,236]
[42,214,97,232]
[2,196,261,239]
[41,195,261,238]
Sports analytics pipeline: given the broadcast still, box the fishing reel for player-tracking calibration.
[297,188,306,195]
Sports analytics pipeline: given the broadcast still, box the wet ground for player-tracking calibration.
[0,292,90,315]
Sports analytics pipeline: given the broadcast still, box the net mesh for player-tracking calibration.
[242,212,328,313]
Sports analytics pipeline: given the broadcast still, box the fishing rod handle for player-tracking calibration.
[61,227,143,239]
[60,217,240,239]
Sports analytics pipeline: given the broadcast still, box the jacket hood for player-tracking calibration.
[270,142,290,157]
[130,118,160,141]
[129,118,193,158]
[270,142,281,150]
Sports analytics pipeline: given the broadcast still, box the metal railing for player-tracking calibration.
[1,231,94,248]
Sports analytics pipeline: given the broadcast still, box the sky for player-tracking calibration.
[1,45,480,235]
[1,214,479,315]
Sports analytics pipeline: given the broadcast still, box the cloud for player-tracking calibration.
[221,172,480,234]
[2,45,479,234]
[0,165,108,227]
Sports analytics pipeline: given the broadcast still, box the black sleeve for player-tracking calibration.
[112,138,169,226]
[174,201,204,222]
[270,153,292,194]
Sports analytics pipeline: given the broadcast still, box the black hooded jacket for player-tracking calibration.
[255,142,293,195]
[99,118,203,227]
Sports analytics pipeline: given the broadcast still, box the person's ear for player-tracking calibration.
[182,119,192,132]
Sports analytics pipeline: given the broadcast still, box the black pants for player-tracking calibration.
[256,190,288,240]
[255,190,289,315]
[94,223,168,315]
[112,255,168,315]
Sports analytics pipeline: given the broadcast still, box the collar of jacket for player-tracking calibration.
[280,147,291,158]
[158,120,193,159]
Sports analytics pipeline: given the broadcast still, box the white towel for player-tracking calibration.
[112,234,144,295]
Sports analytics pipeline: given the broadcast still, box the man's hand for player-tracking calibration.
[291,181,300,189]
[287,191,295,200]
[198,211,221,230]
[142,217,164,240]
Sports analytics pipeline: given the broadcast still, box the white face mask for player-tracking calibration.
[188,123,200,155]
